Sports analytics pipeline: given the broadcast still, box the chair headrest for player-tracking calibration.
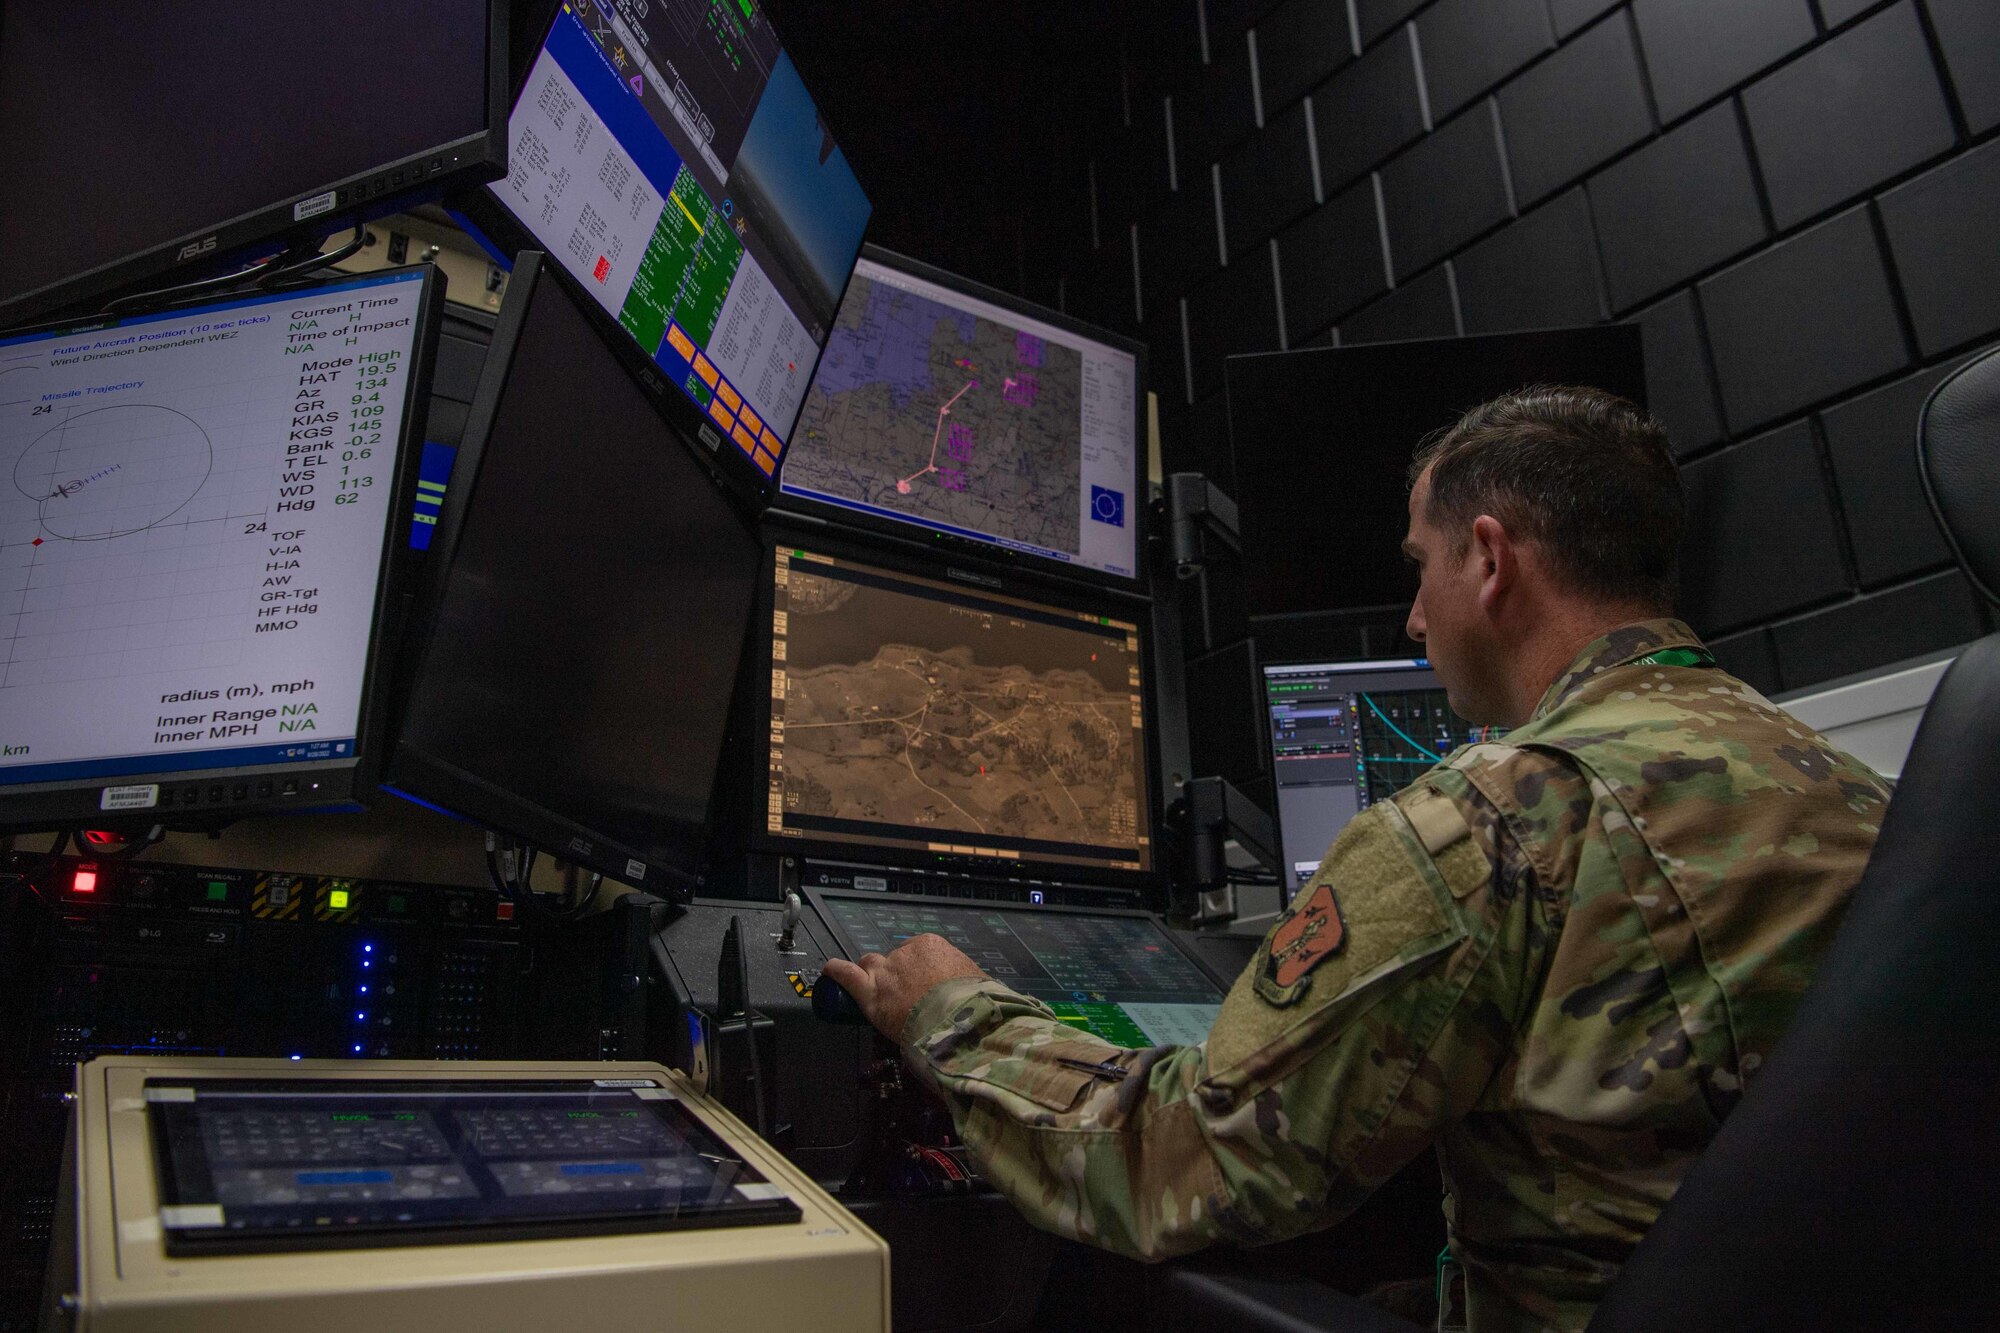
[1921,344,2000,605]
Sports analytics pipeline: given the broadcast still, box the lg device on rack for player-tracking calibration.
[1264,658,1498,898]
[460,0,871,501]
[386,253,765,897]
[779,246,1147,588]
[756,536,1157,905]
[0,1,506,326]
[0,268,444,831]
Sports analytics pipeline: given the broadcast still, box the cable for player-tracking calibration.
[96,221,369,319]
[99,250,288,316]
[0,830,72,904]
[257,223,370,291]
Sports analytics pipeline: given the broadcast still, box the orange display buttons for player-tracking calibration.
[708,396,735,430]
[716,379,742,414]
[739,404,764,437]
[731,422,760,455]
[692,352,720,388]
[759,425,783,456]
[665,323,696,363]
[754,447,779,475]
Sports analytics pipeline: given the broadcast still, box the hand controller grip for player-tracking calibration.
[811,970,868,1024]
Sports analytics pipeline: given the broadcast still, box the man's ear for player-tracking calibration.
[1469,513,1515,610]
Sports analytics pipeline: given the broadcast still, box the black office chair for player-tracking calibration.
[1156,343,2000,1333]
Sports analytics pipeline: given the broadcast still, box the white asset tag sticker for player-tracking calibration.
[100,784,159,811]
[625,858,646,881]
[159,1205,226,1229]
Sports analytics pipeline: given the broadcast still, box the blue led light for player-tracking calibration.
[352,1044,362,1053]
[289,1054,302,1061]
[363,961,372,969]
[363,944,373,954]
[359,985,369,994]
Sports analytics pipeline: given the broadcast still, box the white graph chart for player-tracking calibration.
[0,374,289,691]
[0,270,424,783]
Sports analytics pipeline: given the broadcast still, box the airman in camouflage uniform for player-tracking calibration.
[825,388,1891,1332]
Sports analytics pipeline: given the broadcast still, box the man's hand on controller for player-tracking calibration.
[822,934,987,1041]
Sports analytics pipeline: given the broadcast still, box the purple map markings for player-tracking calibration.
[1002,373,1039,407]
[1015,331,1045,367]
[947,423,973,461]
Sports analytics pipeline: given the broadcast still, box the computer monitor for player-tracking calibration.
[387,252,765,895]
[0,267,445,831]
[1263,658,1500,899]
[812,890,1225,1050]
[0,2,507,327]
[460,0,871,502]
[778,246,1147,588]
[1224,326,1646,620]
[761,540,1155,883]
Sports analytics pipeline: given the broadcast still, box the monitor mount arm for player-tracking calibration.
[1165,776,1283,924]
[1165,472,1242,578]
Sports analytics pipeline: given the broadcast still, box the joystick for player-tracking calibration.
[812,969,868,1025]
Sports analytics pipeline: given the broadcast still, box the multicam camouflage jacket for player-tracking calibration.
[898,619,1892,1333]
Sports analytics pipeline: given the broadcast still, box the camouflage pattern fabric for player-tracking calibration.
[898,619,1892,1332]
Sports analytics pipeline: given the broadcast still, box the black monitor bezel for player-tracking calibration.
[751,519,1164,896]
[770,243,1151,596]
[384,252,758,899]
[448,0,870,513]
[0,265,447,835]
[805,886,1234,996]
[0,5,509,330]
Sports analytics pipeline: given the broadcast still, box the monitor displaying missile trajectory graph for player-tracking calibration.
[0,270,428,802]
[780,254,1141,582]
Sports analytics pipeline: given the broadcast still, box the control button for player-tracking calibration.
[256,781,274,798]
[280,779,299,796]
[230,783,248,800]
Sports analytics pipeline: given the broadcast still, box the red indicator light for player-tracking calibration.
[73,868,98,894]
[495,901,515,921]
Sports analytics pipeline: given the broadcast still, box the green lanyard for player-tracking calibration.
[1628,646,1716,670]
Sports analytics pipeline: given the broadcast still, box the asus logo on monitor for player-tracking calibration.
[176,235,219,263]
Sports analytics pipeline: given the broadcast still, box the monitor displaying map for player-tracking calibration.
[778,250,1144,584]
[764,545,1152,873]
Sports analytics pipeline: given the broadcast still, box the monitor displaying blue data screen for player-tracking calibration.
[487,0,870,485]
[818,893,1223,1050]
[780,249,1145,584]
[145,1078,798,1254]
[0,269,435,826]
[1264,658,1504,899]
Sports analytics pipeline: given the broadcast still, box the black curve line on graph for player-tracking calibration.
[13,403,215,541]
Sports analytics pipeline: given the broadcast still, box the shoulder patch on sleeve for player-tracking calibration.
[1260,880,1345,994]
[1209,802,1469,1073]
